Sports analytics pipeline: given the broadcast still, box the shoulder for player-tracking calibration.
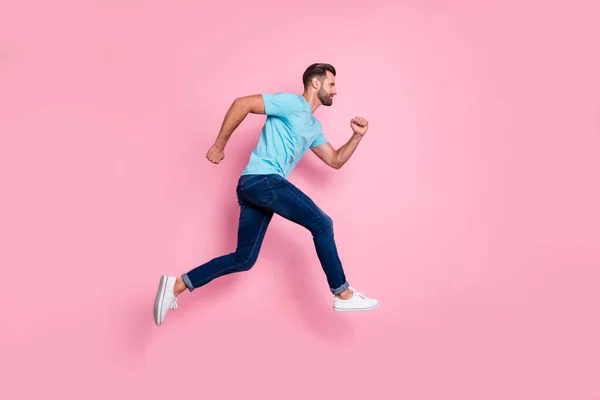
[312,117,323,129]
[262,92,304,117]
[263,91,299,100]
[265,92,303,105]
[270,91,299,98]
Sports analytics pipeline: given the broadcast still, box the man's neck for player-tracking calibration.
[302,92,321,113]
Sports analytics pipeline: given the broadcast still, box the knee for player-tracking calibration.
[238,262,255,272]
[315,213,333,234]
[324,214,333,229]
[233,251,258,271]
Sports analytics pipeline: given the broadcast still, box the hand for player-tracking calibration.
[206,144,225,164]
[350,116,369,136]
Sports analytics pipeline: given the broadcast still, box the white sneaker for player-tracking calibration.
[153,275,178,326]
[333,287,380,312]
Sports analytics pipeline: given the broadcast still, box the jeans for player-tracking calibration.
[181,174,350,295]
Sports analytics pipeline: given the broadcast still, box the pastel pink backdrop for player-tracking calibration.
[1,1,599,399]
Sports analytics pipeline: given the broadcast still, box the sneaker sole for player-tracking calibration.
[333,301,380,312]
[153,275,168,326]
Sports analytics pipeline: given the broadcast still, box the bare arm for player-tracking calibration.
[206,95,265,164]
[311,116,369,169]
[311,134,364,169]
[213,95,265,150]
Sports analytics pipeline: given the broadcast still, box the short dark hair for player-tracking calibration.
[302,63,336,88]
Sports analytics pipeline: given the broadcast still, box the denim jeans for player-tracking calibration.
[181,174,350,295]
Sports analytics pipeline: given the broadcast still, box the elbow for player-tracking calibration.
[330,159,342,170]
[232,97,247,112]
[330,152,343,169]
[233,97,254,115]
[233,95,264,114]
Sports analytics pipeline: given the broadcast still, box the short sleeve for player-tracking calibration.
[310,132,328,149]
[262,92,299,117]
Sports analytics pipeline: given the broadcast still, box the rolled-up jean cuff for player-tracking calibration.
[181,273,194,292]
[331,281,349,295]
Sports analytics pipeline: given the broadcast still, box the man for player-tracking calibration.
[154,63,379,326]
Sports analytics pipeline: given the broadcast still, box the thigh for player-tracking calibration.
[235,196,274,254]
[265,175,331,229]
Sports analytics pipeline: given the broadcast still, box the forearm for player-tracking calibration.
[213,99,250,149]
[332,132,364,169]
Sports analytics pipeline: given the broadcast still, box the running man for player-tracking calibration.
[154,63,379,325]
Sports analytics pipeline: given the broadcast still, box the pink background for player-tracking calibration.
[1,1,599,399]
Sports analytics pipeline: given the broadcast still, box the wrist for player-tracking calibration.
[213,140,226,150]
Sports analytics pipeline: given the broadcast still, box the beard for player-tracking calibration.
[317,88,333,106]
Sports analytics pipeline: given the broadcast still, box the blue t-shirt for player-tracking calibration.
[241,92,328,178]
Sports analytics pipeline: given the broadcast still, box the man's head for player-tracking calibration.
[302,63,337,106]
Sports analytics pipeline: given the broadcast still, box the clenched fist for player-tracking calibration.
[350,116,369,136]
[206,145,225,164]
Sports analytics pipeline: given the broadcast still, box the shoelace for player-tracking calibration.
[349,287,367,299]
[170,298,178,310]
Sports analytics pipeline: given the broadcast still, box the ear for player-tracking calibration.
[311,76,321,89]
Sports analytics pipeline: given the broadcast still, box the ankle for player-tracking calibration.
[335,288,353,300]
[173,277,187,297]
